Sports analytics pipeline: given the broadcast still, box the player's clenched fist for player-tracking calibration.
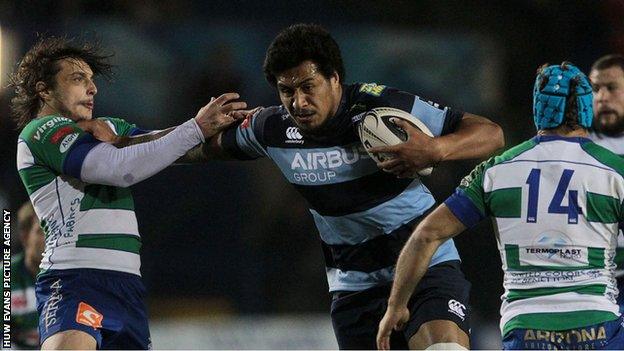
[194,92,247,138]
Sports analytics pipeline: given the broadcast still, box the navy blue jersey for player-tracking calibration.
[222,82,463,291]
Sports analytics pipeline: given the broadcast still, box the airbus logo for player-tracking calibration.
[285,127,304,144]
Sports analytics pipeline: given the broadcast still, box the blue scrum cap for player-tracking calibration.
[533,62,593,130]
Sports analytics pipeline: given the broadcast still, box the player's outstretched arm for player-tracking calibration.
[376,204,466,350]
[176,132,230,163]
[371,113,504,178]
[74,93,245,187]
[176,106,263,163]
[78,102,258,164]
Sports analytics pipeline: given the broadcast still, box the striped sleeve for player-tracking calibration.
[221,108,270,160]
[444,159,490,228]
[18,116,99,176]
[355,82,463,137]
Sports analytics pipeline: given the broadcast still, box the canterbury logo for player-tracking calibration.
[286,127,303,140]
[76,302,103,328]
[447,299,466,321]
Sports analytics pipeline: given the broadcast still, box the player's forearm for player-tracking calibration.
[435,113,504,162]
[112,127,175,148]
[388,205,467,308]
[388,227,441,308]
[176,132,234,163]
[80,119,204,187]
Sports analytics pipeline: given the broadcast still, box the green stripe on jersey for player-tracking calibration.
[581,141,624,178]
[75,234,141,254]
[99,117,138,137]
[507,284,606,302]
[505,244,605,271]
[80,185,135,211]
[457,139,537,217]
[586,192,621,223]
[485,187,521,218]
[503,310,619,336]
[18,166,56,196]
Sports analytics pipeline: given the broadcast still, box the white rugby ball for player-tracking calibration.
[357,107,434,176]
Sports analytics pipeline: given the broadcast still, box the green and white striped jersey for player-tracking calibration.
[445,135,624,335]
[16,115,143,276]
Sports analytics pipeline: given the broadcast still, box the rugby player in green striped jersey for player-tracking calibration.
[378,62,624,350]
[11,36,246,349]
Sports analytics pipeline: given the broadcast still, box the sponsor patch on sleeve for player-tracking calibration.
[359,83,386,97]
[50,126,75,144]
[59,133,80,153]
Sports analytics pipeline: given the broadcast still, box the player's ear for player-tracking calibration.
[330,71,340,86]
[36,81,51,101]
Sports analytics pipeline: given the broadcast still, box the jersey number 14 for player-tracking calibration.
[526,168,580,224]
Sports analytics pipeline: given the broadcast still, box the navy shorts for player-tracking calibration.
[330,260,471,350]
[36,268,151,349]
[502,317,624,350]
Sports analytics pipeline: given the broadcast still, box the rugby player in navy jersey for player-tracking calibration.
[95,24,503,349]
[182,24,502,350]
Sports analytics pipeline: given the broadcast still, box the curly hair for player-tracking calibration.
[9,36,113,129]
[263,23,345,86]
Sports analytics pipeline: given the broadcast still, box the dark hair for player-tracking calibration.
[591,54,624,73]
[263,23,345,86]
[537,62,581,130]
[9,36,113,129]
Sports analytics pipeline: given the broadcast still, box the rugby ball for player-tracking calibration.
[357,107,434,176]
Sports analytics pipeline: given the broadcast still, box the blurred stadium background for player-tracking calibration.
[1,0,623,348]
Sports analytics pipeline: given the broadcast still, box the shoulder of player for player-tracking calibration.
[475,139,539,174]
[349,82,391,102]
[255,105,286,120]
[95,116,135,135]
[19,115,75,141]
[252,105,292,128]
[581,139,624,177]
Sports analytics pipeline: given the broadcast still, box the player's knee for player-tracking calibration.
[409,320,469,350]
[41,329,97,350]
[425,342,468,350]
